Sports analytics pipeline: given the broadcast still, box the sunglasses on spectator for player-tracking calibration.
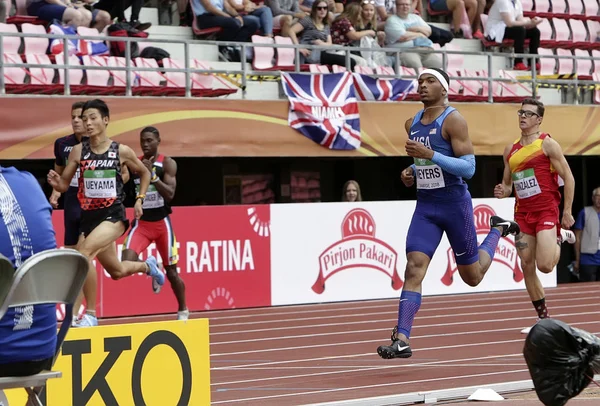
[517,110,539,118]
[362,0,376,3]
[316,5,328,9]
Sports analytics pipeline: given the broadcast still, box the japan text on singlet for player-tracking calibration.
[77,139,124,211]
[410,106,468,200]
[135,154,172,222]
[508,133,561,213]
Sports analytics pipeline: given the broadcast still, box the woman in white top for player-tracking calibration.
[484,0,542,71]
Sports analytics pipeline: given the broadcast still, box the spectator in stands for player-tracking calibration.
[357,0,385,45]
[329,2,373,65]
[374,0,394,27]
[300,0,336,21]
[288,0,352,67]
[229,0,275,37]
[264,0,307,37]
[192,0,260,43]
[573,187,600,282]
[342,180,362,202]
[484,0,541,70]
[26,0,97,28]
[429,0,484,38]
[93,0,152,31]
[384,0,442,69]
[0,166,58,378]
[74,0,113,31]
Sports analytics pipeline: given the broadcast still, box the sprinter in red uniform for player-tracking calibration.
[494,98,575,334]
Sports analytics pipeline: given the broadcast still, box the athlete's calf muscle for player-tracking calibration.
[515,233,529,250]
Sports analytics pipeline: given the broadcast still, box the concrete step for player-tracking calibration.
[124,7,159,25]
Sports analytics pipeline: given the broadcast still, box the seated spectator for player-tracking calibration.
[484,0,541,70]
[357,0,385,45]
[288,0,355,68]
[300,0,336,21]
[330,2,374,66]
[264,0,308,37]
[93,0,152,31]
[26,0,103,28]
[384,0,442,69]
[191,0,260,43]
[342,180,362,202]
[0,166,58,378]
[374,0,394,28]
[429,0,485,38]
[229,0,275,37]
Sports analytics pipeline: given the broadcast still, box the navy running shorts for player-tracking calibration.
[406,193,479,266]
[63,193,83,247]
[80,204,129,238]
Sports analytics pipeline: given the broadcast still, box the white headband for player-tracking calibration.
[419,69,449,92]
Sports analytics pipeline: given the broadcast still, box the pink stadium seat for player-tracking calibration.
[498,70,533,99]
[533,0,552,17]
[332,65,347,73]
[25,53,54,86]
[375,66,395,76]
[587,20,600,48]
[552,19,572,47]
[274,36,295,69]
[538,19,556,47]
[538,47,557,75]
[442,42,463,72]
[567,0,586,18]
[2,53,26,89]
[552,0,569,16]
[21,23,48,55]
[133,57,163,87]
[7,0,44,25]
[161,58,235,97]
[163,58,197,89]
[81,55,111,92]
[309,64,330,73]
[574,49,593,76]
[582,0,600,21]
[0,23,21,54]
[55,53,84,91]
[251,35,275,70]
[470,70,503,99]
[354,65,373,74]
[557,48,574,74]
[107,56,137,89]
[521,0,534,16]
[569,19,589,48]
[191,13,222,39]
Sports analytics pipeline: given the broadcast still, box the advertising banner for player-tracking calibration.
[52,205,271,318]
[270,198,556,306]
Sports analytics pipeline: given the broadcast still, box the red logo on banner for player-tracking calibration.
[312,208,403,294]
[52,204,271,318]
[441,204,524,286]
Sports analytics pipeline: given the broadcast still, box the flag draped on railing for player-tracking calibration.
[282,72,416,150]
[281,72,361,151]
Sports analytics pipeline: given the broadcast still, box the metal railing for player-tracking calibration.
[1,30,599,102]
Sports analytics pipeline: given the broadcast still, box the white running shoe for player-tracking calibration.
[177,309,190,321]
[560,229,576,244]
[76,314,99,327]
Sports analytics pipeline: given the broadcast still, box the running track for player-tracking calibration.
[104,282,600,405]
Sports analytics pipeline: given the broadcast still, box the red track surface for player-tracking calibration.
[104,282,600,405]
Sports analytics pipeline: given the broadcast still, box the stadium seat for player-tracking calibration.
[538,47,557,75]
[332,65,347,72]
[533,0,552,17]
[557,48,575,74]
[6,0,45,25]
[274,36,309,71]
[569,19,589,49]
[442,42,464,72]
[21,23,48,55]
[309,64,330,73]
[582,0,600,21]
[107,56,138,91]
[191,13,222,39]
[0,23,21,54]
[251,35,275,70]
[25,53,57,94]
[133,57,169,96]
[354,65,373,74]
[81,55,111,94]
[55,53,85,93]
[566,0,586,18]
[552,19,572,47]
[498,69,533,100]
[162,58,236,97]
[574,49,593,76]
[2,53,27,93]
[522,0,535,16]
[538,19,557,48]
[552,0,569,17]
[375,66,395,76]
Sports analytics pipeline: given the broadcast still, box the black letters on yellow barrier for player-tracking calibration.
[5,319,211,406]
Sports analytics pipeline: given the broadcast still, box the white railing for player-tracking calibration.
[1,31,599,102]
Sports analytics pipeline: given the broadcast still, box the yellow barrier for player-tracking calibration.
[5,319,210,406]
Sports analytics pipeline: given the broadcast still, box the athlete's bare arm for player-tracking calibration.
[47,144,81,193]
[494,144,514,199]
[543,137,575,228]
[153,156,177,202]
[50,162,66,208]
[442,111,475,157]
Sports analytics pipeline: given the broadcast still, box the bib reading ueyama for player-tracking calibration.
[415,158,445,190]
[84,169,117,199]
[512,168,542,199]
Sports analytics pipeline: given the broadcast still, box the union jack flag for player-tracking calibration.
[352,73,416,101]
[281,72,361,151]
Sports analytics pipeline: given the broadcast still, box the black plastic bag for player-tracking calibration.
[523,318,600,406]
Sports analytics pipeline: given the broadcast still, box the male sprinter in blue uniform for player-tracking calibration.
[377,68,520,359]
[0,166,58,378]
